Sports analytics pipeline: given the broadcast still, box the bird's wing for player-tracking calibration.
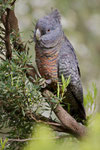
[58,36,86,120]
[58,35,84,105]
[65,36,81,76]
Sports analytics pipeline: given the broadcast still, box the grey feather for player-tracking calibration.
[58,35,86,122]
[34,9,86,123]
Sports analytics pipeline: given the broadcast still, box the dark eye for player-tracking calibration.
[47,29,50,32]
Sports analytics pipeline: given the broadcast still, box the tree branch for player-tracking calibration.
[25,111,83,136]
[8,9,25,52]
[43,90,86,138]
[11,0,17,6]
[0,35,5,41]
[0,56,5,61]
[1,8,25,57]
[5,136,65,142]
[5,9,12,59]
[0,26,5,32]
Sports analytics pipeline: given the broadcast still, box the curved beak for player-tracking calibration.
[36,28,41,40]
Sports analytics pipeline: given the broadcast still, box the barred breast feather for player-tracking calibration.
[35,44,58,82]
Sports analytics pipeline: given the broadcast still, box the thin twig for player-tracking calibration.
[0,35,5,41]
[26,112,61,127]
[0,56,5,61]
[0,50,6,56]
[11,0,17,6]
[7,137,60,142]
[0,131,9,135]
[0,26,5,32]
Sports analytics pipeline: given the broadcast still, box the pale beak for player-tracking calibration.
[36,28,41,40]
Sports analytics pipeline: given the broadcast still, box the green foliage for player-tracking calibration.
[0,50,44,150]
[84,83,97,122]
[23,114,100,150]
[24,125,55,150]
[0,0,13,16]
[61,74,71,97]
[0,138,8,150]
[57,75,70,98]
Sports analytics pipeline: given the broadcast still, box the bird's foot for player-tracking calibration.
[39,78,52,88]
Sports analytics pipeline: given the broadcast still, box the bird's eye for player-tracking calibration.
[47,29,50,32]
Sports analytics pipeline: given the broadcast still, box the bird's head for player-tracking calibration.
[34,9,63,48]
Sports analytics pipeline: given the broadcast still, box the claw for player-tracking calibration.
[39,78,52,88]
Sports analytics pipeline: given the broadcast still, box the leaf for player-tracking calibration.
[57,82,60,98]
[61,74,70,98]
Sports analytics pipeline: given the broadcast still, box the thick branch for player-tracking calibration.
[2,8,25,53]
[43,90,86,138]
[8,9,25,52]
[5,9,12,59]
[26,112,67,133]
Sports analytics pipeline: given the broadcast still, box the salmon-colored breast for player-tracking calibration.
[36,48,58,82]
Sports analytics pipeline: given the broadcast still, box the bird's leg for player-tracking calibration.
[39,78,52,88]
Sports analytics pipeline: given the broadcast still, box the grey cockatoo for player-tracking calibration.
[34,9,86,124]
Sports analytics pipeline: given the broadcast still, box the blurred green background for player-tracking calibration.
[24,114,100,150]
[15,0,100,110]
